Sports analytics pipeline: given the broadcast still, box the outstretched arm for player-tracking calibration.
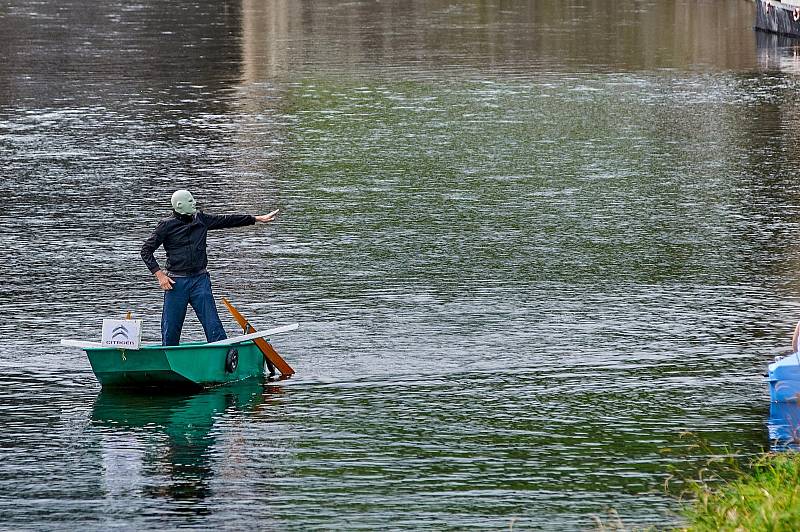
[792,321,800,353]
[202,209,279,229]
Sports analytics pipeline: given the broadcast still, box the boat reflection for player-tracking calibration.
[768,401,800,451]
[91,380,278,508]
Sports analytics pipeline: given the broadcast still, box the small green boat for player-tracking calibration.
[84,341,265,389]
[62,321,299,390]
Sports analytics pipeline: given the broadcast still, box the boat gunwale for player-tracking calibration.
[84,339,258,352]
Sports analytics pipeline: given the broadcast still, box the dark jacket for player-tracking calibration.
[141,211,255,276]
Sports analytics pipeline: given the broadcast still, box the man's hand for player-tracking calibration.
[155,270,175,291]
[255,209,280,223]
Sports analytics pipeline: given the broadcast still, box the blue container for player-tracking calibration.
[768,353,800,402]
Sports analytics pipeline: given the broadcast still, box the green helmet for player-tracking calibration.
[171,189,197,215]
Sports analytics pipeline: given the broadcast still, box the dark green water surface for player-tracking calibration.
[1,0,799,529]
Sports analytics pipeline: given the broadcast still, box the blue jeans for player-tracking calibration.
[161,272,227,346]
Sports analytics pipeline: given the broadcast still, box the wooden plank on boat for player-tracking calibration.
[206,323,299,347]
[221,298,296,376]
[61,339,103,349]
[62,324,297,350]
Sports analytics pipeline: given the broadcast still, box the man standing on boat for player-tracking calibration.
[141,189,278,346]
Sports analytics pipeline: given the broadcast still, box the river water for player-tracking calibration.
[1,0,799,529]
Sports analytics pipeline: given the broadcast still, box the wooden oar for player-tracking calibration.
[245,320,276,375]
[221,298,296,376]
